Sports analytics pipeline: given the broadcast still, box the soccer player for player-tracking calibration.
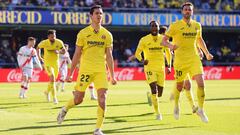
[17,37,42,98]
[134,21,172,120]
[56,44,71,92]
[162,2,213,123]
[37,29,66,104]
[57,5,117,135]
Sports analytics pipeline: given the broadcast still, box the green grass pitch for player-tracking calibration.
[0,80,240,135]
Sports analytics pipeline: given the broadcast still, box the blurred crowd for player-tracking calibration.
[0,0,240,11]
[1,31,239,68]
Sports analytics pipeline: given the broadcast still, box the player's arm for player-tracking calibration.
[59,41,66,54]
[106,47,117,85]
[197,46,204,60]
[67,53,72,65]
[134,39,148,65]
[33,49,43,70]
[165,48,172,74]
[17,48,23,67]
[162,35,177,51]
[198,37,213,60]
[66,46,82,82]
[36,42,44,63]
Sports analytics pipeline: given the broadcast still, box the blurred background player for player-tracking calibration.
[17,37,42,98]
[57,5,117,135]
[57,44,71,92]
[162,2,213,123]
[37,29,66,104]
[132,21,171,120]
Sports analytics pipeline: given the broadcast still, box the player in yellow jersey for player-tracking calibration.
[37,30,66,104]
[57,5,117,135]
[132,21,172,120]
[162,2,213,123]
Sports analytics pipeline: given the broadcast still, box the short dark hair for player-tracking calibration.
[181,2,194,10]
[90,5,102,15]
[149,20,158,26]
[47,29,56,36]
[28,37,36,41]
[159,26,167,34]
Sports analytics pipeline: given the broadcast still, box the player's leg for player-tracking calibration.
[22,68,33,98]
[193,74,208,123]
[190,62,208,123]
[89,83,97,100]
[93,72,108,135]
[57,90,85,124]
[59,67,67,92]
[44,66,56,103]
[173,67,187,120]
[183,76,198,113]
[19,71,27,98]
[57,72,91,124]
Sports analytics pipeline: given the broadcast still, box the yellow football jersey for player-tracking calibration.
[166,19,201,66]
[76,25,113,72]
[135,34,171,71]
[38,38,64,66]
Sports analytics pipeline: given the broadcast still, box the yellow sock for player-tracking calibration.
[151,94,160,115]
[96,106,105,129]
[47,83,51,93]
[184,89,195,108]
[65,99,75,111]
[197,87,205,109]
[173,87,180,107]
[49,82,57,99]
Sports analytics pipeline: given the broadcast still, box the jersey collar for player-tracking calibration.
[89,25,102,34]
[181,19,193,27]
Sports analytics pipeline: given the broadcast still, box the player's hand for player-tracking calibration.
[166,67,171,75]
[55,50,59,54]
[110,78,117,85]
[170,45,178,51]
[199,50,204,60]
[66,75,73,83]
[59,48,66,54]
[128,55,136,62]
[206,53,213,60]
[143,59,148,65]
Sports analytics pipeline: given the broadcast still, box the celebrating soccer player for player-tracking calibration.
[17,37,42,98]
[57,5,117,135]
[133,21,172,120]
[162,2,213,123]
[37,29,66,104]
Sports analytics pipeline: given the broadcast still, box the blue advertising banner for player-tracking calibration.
[0,10,239,27]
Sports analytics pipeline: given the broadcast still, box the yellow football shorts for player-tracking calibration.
[75,72,108,92]
[174,60,203,82]
[144,69,165,87]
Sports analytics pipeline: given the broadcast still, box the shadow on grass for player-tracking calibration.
[60,125,197,135]
[51,102,149,110]
[38,112,154,124]
[206,97,240,101]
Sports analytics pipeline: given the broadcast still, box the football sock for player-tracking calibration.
[173,87,180,107]
[65,99,75,111]
[96,106,105,129]
[151,94,160,115]
[185,89,195,108]
[197,87,205,109]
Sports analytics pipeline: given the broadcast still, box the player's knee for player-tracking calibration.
[157,86,163,97]
[149,82,157,94]
[176,84,183,91]
[73,91,84,105]
[184,81,191,90]
[197,82,205,88]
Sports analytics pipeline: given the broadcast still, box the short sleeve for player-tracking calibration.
[76,31,84,47]
[165,24,176,37]
[197,23,202,38]
[106,32,113,48]
[38,40,45,48]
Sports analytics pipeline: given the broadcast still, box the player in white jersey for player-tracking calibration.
[57,44,72,92]
[17,37,42,98]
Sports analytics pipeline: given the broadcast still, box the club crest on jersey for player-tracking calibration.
[101,35,106,39]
